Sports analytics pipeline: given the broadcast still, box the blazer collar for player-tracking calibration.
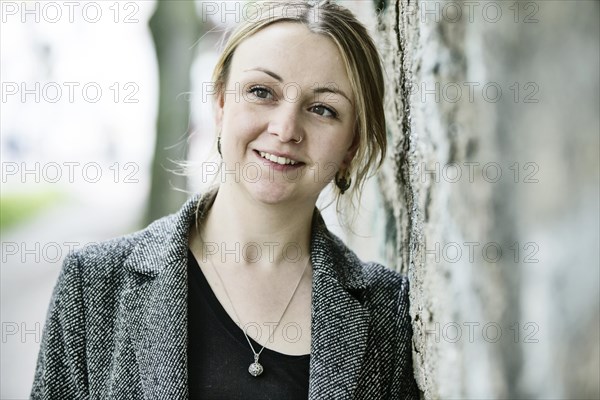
[123,190,211,277]
[124,188,366,291]
[122,188,370,399]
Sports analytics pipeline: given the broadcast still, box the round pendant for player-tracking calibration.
[248,362,263,377]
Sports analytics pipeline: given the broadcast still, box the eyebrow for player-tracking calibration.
[313,86,353,106]
[244,67,353,105]
[244,68,283,82]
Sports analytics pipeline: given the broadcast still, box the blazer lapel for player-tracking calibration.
[308,213,370,400]
[121,192,209,400]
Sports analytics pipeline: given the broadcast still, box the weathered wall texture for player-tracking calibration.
[374,0,599,398]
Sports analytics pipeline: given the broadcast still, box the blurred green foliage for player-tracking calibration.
[0,191,63,231]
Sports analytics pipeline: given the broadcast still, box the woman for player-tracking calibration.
[31,1,420,399]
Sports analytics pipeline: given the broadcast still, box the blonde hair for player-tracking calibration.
[212,0,386,227]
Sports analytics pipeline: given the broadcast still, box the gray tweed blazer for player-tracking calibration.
[31,189,420,399]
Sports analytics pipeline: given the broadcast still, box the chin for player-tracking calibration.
[247,183,294,205]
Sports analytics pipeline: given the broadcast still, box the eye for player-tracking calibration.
[247,86,273,100]
[310,104,338,119]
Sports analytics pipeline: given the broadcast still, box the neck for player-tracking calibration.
[199,183,315,267]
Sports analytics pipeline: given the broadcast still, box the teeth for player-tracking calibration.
[259,151,298,165]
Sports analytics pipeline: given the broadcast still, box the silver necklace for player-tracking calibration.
[205,251,310,377]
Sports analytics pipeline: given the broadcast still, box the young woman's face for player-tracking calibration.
[216,22,357,206]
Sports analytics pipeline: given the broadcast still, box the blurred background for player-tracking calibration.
[1,0,598,399]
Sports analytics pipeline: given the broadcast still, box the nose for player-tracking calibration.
[267,104,305,143]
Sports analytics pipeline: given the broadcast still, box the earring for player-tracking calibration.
[335,171,352,194]
[217,136,222,157]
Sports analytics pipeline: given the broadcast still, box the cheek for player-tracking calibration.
[308,138,350,179]
[313,126,354,160]
[221,101,264,140]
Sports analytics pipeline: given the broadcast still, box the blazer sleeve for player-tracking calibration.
[31,253,89,400]
[389,276,421,399]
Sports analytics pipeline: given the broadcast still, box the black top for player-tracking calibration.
[187,249,311,400]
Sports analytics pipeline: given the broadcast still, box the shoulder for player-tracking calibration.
[73,213,174,259]
[64,211,178,279]
[361,261,409,297]
[321,229,410,309]
[61,190,206,283]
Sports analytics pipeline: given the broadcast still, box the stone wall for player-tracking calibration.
[373,0,599,398]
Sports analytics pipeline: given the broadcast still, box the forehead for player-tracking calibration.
[229,22,352,95]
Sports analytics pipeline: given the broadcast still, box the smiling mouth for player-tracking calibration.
[258,151,300,166]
